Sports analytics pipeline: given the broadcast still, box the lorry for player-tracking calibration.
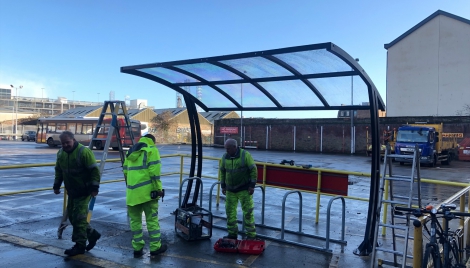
[394,123,459,166]
[366,127,396,158]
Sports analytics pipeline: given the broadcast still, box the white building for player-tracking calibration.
[385,10,470,117]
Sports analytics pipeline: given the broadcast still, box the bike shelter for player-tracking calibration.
[121,42,385,255]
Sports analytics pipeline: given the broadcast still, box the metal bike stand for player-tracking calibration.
[325,196,346,253]
[281,190,303,239]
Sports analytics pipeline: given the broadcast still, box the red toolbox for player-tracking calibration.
[214,238,265,254]
[238,239,265,254]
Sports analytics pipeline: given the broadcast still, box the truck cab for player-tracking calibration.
[394,125,437,166]
[394,123,456,167]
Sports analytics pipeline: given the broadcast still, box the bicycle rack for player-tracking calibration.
[281,190,303,239]
[207,181,347,253]
[326,196,346,252]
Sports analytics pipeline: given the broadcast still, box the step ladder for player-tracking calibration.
[87,101,137,219]
[370,144,422,268]
[89,100,136,167]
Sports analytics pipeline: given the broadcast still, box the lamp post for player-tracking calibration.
[10,85,22,140]
[72,90,75,108]
[240,70,246,147]
[97,93,100,103]
[351,58,359,154]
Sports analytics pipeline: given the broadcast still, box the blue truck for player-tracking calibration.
[394,123,459,167]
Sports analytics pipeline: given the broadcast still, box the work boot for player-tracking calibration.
[86,232,101,251]
[64,244,85,256]
[150,244,167,257]
[134,248,144,258]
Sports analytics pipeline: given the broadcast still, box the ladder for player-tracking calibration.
[371,144,421,268]
[90,100,136,166]
[87,101,136,219]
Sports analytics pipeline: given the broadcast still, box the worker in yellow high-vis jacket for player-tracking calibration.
[123,134,167,258]
[220,138,258,239]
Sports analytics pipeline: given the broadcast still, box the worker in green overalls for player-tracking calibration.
[53,131,101,256]
[220,138,258,239]
[123,134,167,258]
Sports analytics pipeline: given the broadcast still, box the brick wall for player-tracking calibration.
[214,116,470,154]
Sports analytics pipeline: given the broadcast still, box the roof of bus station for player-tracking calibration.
[121,42,385,113]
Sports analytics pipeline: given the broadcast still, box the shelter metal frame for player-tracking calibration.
[121,42,385,255]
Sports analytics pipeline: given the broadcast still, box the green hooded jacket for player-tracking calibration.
[220,148,258,193]
[123,136,162,206]
[53,142,100,198]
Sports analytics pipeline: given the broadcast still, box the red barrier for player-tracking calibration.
[256,165,348,196]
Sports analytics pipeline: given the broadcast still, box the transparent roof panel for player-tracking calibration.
[176,63,242,82]
[186,85,237,109]
[258,80,324,107]
[274,49,351,75]
[219,57,293,79]
[217,83,277,108]
[139,67,199,84]
[309,76,369,106]
[121,42,385,111]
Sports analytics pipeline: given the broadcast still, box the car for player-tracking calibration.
[22,131,37,141]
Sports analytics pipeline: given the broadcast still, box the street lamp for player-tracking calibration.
[72,90,75,108]
[10,85,22,140]
[240,70,247,147]
[351,58,359,154]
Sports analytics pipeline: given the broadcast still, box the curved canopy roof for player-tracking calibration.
[121,42,385,113]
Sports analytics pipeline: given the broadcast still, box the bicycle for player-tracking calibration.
[395,203,470,268]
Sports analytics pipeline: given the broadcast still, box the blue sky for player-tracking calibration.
[1,0,469,118]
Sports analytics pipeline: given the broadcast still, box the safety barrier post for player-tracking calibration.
[460,195,465,228]
[467,193,470,249]
[315,171,322,224]
[413,220,423,268]
[179,155,184,185]
[381,179,389,236]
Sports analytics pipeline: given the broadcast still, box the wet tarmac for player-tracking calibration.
[1,140,469,267]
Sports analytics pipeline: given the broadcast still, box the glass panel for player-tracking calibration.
[182,85,237,109]
[217,83,277,108]
[258,80,324,107]
[139,67,200,84]
[219,57,292,79]
[274,49,351,74]
[308,76,369,107]
[177,63,241,82]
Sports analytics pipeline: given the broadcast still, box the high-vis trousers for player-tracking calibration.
[225,190,256,238]
[127,199,161,251]
[67,195,100,247]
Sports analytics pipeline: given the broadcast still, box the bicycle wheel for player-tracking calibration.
[449,238,461,267]
[422,244,441,268]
